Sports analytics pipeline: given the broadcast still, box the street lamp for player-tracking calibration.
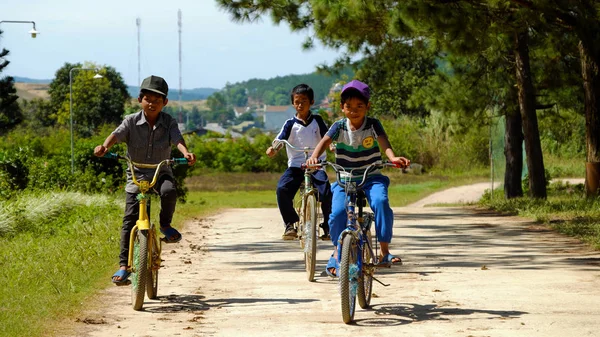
[0,20,40,38]
[69,67,103,173]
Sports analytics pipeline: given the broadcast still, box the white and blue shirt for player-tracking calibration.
[275,113,328,168]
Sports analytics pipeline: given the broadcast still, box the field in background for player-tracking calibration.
[14,82,50,100]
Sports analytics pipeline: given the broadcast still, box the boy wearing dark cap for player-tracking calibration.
[94,75,197,284]
[306,79,410,277]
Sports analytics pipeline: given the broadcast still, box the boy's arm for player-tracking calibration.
[306,135,332,165]
[176,140,197,166]
[94,134,118,157]
[377,134,410,167]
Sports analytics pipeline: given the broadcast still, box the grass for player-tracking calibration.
[480,180,600,249]
[0,167,523,337]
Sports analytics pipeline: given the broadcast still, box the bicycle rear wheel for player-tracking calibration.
[303,193,318,282]
[358,229,373,309]
[146,226,160,299]
[131,229,148,310]
[339,233,359,324]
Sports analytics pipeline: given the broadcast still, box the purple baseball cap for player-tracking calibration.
[341,80,370,100]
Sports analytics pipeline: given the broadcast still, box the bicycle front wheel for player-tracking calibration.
[358,229,373,309]
[339,233,359,324]
[146,226,160,299]
[303,193,318,282]
[131,229,149,310]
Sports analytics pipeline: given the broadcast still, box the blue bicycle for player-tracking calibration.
[321,161,401,324]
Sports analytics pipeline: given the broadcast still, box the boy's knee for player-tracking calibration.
[370,196,389,208]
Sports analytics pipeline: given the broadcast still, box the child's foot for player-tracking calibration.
[379,253,402,266]
[160,226,182,243]
[112,266,130,285]
[282,223,297,240]
[319,223,330,240]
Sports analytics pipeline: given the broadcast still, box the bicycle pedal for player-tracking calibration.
[115,280,131,286]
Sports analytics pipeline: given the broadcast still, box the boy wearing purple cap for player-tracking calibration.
[94,75,197,284]
[306,80,410,277]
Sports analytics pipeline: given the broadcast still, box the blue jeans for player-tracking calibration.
[276,167,332,227]
[329,174,393,246]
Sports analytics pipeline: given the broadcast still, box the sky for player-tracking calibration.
[1,0,342,90]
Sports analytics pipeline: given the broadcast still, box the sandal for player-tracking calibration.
[112,269,130,285]
[160,226,182,243]
[325,255,339,278]
[378,253,402,266]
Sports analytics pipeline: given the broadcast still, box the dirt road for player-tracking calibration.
[62,182,600,337]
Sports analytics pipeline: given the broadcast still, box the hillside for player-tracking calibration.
[126,86,219,100]
[12,67,354,104]
[14,83,50,100]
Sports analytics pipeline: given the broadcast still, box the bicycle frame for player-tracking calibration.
[119,156,178,267]
[273,139,322,224]
[274,139,323,281]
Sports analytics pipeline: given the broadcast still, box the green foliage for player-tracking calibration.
[357,40,437,118]
[19,98,54,128]
[0,75,23,132]
[381,111,489,170]
[188,133,286,173]
[0,147,29,199]
[48,62,130,134]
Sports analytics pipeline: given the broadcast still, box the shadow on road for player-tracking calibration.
[143,293,319,314]
[352,302,527,326]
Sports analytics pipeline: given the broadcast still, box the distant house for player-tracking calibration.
[232,106,249,118]
[231,120,256,133]
[204,123,243,138]
[260,105,296,131]
[183,123,243,138]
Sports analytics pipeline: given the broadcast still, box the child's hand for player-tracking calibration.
[266,146,278,158]
[184,152,197,166]
[306,157,319,166]
[94,145,108,157]
[390,156,410,168]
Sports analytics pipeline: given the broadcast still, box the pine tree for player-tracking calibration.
[0,30,23,134]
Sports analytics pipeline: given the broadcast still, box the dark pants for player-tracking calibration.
[119,175,177,266]
[276,167,332,227]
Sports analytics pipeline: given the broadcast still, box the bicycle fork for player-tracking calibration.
[127,193,162,271]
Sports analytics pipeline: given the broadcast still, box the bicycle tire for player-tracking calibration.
[146,227,159,299]
[131,229,149,310]
[296,187,306,247]
[340,233,358,324]
[357,229,373,309]
[303,193,318,282]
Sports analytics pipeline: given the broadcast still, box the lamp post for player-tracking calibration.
[69,67,103,173]
[0,20,39,38]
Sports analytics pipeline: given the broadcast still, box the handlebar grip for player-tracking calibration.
[172,158,189,165]
[103,152,119,159]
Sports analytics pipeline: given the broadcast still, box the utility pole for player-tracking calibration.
[136,17,141,86]
[178,9,184,126]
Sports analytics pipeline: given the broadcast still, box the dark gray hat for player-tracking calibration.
[140,75,168,96]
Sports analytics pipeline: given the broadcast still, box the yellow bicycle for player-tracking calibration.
[105,153,188,310]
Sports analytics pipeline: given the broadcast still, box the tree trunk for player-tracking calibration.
[579,40,600,197]
[514,30,546,198]
[504,97,524,199]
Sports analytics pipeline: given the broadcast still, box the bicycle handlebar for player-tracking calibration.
[317,161,404,188]
[102,153,188,189]
[272,139,315,153]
